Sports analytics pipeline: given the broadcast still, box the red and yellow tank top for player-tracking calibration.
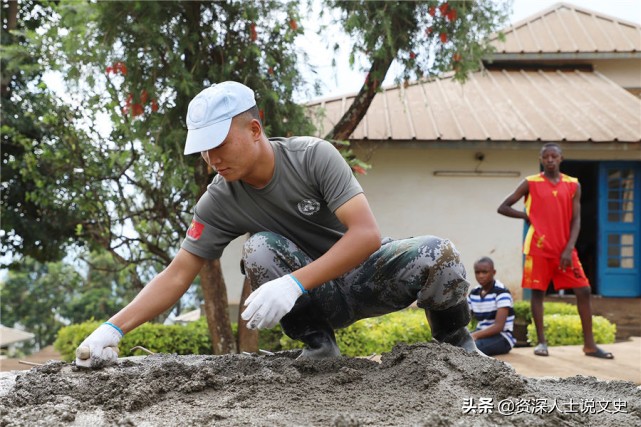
[523,173,578,258]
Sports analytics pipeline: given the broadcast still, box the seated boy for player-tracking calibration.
[467,257,516,356]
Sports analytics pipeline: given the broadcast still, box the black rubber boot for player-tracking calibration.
[280,295,341,360]
[426,301,479,354]
[297,326,341,360]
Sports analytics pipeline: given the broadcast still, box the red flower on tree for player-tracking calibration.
[352,165,367,175]
[409,51,416,60]
[250,22,257,41]
[151,99,159,112]
[428,6,436,16]
[106,62,127,76]
[446,8,457,22]
[289,19,298,31]
[131,103,144,117]
[439,2,449,16]
[440,32,448,43]
[114,62,127,76]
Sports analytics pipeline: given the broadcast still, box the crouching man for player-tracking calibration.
[76,81,477,367]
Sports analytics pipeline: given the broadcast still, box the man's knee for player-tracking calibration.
[242,232,310,288]
[243,231,281,257]
[241,232,288,287]
[574,286,591,299]
[530,290,545,302]
[415,236,470,311]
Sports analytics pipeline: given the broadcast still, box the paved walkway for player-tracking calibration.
[494,336,641,384]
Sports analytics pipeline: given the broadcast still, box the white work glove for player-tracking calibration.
[75,322,123,368]
[241,274,307,330]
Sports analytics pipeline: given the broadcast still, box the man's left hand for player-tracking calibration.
[241,274,304,329]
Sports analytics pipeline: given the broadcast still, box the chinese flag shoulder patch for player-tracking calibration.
[187,220,204,240]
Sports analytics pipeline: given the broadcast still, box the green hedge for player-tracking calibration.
[513,300,579,323]
[526,314,616,346]
[54,309,432,361]
[55,303,614,360]
[55,318,213,362]
[514,301,615,346]
[513,301,532,323]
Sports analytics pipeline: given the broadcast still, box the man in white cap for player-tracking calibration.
[76,81,477,367]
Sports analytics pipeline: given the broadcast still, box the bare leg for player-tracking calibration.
[574,286,597,352]
[531,290,546,345]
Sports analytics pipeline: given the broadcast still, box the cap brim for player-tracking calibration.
[184,118,232,155]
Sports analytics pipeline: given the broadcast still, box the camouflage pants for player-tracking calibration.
[241,232,470,340]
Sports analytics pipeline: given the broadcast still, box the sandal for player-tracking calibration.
[584,347,614,359]
[533,343,549,357]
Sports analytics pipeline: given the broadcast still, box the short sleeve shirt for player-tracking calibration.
[181,137,363,260]
[467,280,516,347]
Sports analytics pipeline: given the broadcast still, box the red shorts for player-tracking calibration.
[522,251,590,291]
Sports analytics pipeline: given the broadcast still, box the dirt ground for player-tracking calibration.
[1,343,639,427]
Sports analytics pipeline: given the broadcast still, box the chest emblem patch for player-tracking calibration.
[298,199,320,216]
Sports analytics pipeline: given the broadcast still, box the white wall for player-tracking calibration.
[219,235,247,305]
[353,145,535,299]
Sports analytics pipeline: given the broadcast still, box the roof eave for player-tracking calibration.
[487,52,641,61]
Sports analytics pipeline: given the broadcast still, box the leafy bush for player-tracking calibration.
[513,301,579,324]
[258,325,287,351]
[526,314,616,346]
[544,302,579,316]
[55,318,213,361]
[54,310,433,360]
[56,304,612,360]
[513,301,532,323]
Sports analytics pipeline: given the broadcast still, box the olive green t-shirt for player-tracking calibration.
[181,136,363,260]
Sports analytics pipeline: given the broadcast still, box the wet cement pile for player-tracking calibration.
[1,343,639,426]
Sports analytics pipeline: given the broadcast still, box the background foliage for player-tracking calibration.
[54,305,616,362]
[55,309,433,361]
[526,315,616,346]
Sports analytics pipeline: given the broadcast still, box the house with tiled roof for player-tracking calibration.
[307,3,641,299]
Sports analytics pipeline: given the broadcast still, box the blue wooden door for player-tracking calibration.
[598,162,641,297]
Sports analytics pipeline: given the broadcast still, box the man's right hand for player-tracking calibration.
[75,322,123,368]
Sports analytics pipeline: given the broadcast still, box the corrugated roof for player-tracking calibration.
[490,2,641,54]
[307,70,641,143]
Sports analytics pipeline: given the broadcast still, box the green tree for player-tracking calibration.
[0,258,82,348]
[1,0,88,265]
[0,250,138,348]
[19,0,314,353]
[60,250,141,325]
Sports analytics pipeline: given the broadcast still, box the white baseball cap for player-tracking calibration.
[184,81,256,155]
